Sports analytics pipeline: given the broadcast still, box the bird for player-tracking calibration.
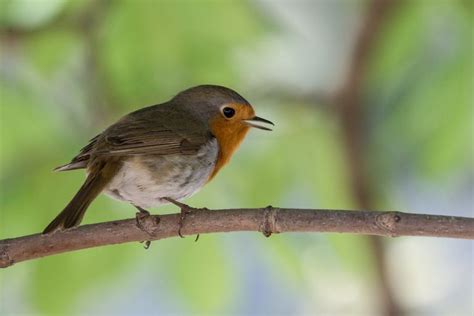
[43,85,274,234]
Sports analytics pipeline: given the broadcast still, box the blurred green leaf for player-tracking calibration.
[24,29,82,76]
[99,0,263,108]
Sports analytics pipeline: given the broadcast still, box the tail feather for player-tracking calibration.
[43,163,112,234]
[54,134,100,172]
[54,159,88,172]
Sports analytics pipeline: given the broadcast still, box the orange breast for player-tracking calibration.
[207,105,254,181]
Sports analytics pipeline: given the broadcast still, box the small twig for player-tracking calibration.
[0,208,472,268]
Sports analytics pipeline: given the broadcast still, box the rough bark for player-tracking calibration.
[1,207,472,268]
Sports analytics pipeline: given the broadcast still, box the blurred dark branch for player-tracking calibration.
[1,207,473,268]
[261,88,331,110]
[337,0,397,205]
[264,2,402,312]
[335,0,400,315]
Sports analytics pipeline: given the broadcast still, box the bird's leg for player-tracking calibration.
[133,205,159,249]
[162,197,201,240]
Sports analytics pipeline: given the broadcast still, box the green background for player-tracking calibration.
[1,0,472,315]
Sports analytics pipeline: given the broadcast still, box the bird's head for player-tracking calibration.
[172,84,274,135]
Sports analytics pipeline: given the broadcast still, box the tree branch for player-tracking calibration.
[1,207,473,268]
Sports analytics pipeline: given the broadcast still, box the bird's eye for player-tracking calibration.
[222,107,235,119]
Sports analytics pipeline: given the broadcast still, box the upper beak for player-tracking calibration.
[244,116,274,131]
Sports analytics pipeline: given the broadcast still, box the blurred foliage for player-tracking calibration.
[367,0,473,180]
[0,0,472,315]
[99,0,264,107]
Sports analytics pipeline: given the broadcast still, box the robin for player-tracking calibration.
[43,85,273,234]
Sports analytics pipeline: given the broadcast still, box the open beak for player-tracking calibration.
[244,116,274,131]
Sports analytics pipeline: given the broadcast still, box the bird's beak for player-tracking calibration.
[243,116,274,131]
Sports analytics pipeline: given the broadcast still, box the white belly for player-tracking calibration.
[104,139,218,208]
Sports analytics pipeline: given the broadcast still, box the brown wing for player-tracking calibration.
[54,135,100,171]
[55,104,211,171]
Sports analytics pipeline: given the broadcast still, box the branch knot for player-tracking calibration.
[0,247,14,268]
[375,212,402,237]
[260,206,279,237]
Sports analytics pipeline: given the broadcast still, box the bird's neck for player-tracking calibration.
[208,122,250,182]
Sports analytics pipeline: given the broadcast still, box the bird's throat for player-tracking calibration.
[208,120,250,182]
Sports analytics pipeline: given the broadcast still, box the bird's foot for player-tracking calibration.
[134,205,160,249]
[141,240,151,250]
[162,197,201,241]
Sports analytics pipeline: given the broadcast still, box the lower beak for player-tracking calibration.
[244,116,274,131]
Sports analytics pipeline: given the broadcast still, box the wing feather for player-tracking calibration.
[55,104,211,171]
